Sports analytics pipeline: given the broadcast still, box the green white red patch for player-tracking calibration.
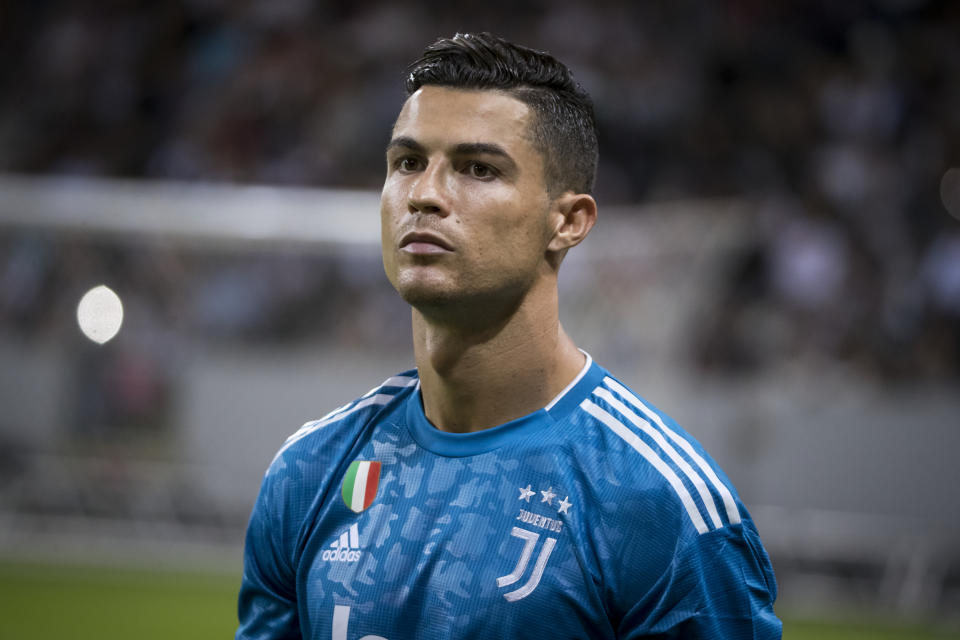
[341,460,381,513]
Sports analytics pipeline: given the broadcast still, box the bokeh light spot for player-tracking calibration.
[76,285,124,344]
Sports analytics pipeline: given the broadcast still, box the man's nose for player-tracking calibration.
[408,162,449,216]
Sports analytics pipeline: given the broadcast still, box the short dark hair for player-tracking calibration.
[405,33,598,196]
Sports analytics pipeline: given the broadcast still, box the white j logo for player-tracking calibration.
[496,526,557,602]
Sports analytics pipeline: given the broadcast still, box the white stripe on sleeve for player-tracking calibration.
[581,399,709,535]
[271,393,394,464]
[602,377,741,525]
[593,387,723,529]
[362,375,417,398]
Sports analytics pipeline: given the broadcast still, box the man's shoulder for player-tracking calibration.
[267,368,419,471]
[569,366,745,538]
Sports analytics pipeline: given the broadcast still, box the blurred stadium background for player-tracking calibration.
[1,1,959,637]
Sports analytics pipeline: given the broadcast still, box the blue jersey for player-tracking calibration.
[237,355,781,639]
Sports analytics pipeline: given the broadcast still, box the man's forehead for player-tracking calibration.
[391,86,533,145]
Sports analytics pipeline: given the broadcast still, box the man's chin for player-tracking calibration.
[397,281,530,330]
[396,284,459,309]
[394,277,489,319]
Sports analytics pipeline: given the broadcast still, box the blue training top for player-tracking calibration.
[237,354,782,639]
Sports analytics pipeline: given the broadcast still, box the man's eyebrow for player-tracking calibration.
[385,136,425,154]
[386,138,513,160]
[453,142,519,174]
[451,142,512,160]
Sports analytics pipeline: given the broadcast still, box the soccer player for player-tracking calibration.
[237,33,781,639]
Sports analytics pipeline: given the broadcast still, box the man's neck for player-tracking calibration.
[411,283,586,433]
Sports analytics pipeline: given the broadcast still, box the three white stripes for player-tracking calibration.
[583,377,740,534]
[271,375,416,464]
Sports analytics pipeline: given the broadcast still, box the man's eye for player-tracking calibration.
[398,157,421,172]
[468,163,493,179]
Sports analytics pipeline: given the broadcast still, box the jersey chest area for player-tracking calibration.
[296,442,611,640]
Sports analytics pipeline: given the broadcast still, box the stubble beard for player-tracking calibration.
[393,266,534,331]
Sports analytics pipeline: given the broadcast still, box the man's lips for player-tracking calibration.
[399,231,454,254]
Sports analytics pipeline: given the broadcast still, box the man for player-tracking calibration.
[237,33,781,639]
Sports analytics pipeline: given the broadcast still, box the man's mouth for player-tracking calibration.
[399,231,454,254]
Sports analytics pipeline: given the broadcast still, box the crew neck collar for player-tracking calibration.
[404,351,604,457]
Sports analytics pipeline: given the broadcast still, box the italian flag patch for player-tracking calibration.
[341,460,381,513]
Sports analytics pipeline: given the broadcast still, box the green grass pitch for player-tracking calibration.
[0,561,957,639]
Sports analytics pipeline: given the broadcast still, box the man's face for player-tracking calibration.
[381,86,556,315]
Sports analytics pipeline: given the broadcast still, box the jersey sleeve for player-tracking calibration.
[236,466,301,640]
[617,520,781,639]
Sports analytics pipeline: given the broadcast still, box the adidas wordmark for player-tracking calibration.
[322,522,363,563]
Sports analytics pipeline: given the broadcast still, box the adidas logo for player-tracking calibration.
[322,522,363,563]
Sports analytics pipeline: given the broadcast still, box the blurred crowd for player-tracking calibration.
[1,0,959,382]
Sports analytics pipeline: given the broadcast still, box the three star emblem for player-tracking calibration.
[518,483,573,515]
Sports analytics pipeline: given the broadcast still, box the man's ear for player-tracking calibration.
[548,192,598,253]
